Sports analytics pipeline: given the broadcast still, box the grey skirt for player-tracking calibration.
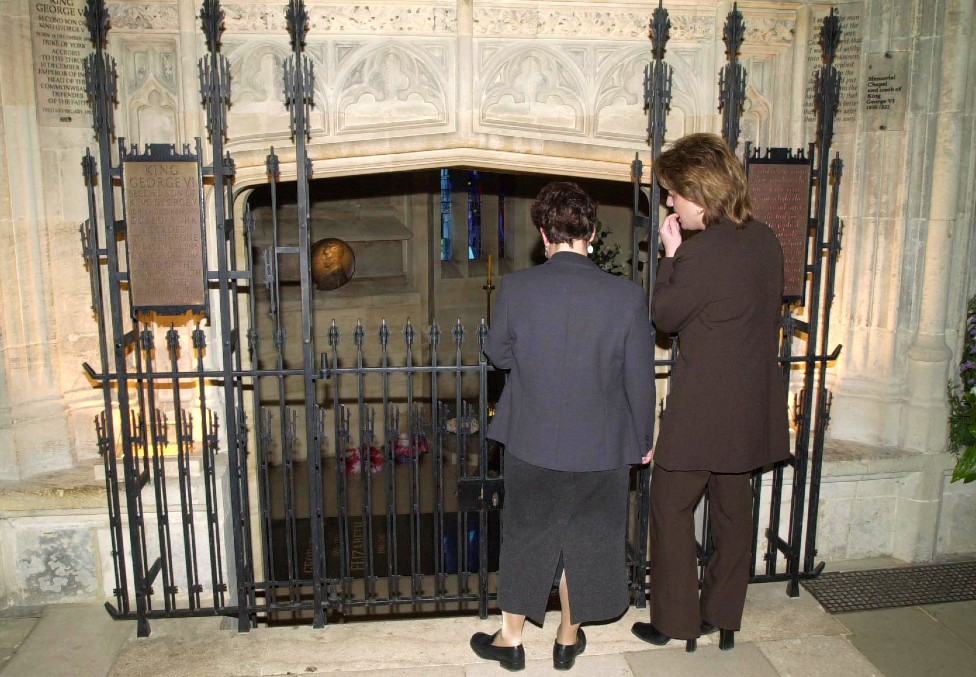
[496,453,631,625]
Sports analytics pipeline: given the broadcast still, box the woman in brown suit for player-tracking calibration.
[632,133,791,652]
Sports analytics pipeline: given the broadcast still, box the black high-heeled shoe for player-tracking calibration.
[700,620,735,651]
[631,622,696,653]
[470,631,525,671]
[553,628,586,670]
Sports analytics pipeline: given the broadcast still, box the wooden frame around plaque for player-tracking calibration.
[122,148,207,315]
[746,158,812,303]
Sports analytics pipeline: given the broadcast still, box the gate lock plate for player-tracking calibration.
[457,477,504,512]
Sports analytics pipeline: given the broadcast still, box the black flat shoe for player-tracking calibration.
[470,631,525,671]
[631,622,696,653]
[553,628,586,670]
[700,620,735,650]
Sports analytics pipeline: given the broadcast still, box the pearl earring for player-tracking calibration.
[587,244,594,254]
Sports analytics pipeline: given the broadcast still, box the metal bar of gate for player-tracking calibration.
[804,155,844,575]
[81,150,129,617]
[786,8,842,597]
[139,330,176,612]
[199,0,250,628]
[282,0,328,628]
[82,0,152,636]
[630,0,672,607]
[167,325,202,609]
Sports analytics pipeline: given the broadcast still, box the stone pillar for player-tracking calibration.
[0,0,73,479]
[902,0,974,453]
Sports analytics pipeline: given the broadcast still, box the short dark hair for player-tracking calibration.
[530,182,598,244]
[655,133,753,227]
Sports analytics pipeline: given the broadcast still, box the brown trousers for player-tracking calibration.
[648,466,753,640]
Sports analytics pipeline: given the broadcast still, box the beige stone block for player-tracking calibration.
[625,643,779,676]
[847,496,896,559]
[469,653,633,676]
[936,474,976,556]
[758,636,883,677]
[816,497,854,561]
[735,582,847,643]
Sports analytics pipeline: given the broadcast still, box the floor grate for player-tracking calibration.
[800,561,976,613]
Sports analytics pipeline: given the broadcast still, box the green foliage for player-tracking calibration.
[589,223,624,276]
[947,294,976,483]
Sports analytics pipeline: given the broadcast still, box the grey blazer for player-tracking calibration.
[484,251,656,472]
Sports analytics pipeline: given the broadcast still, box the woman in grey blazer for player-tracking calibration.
[631,133,791,652]
[470,182,657,671]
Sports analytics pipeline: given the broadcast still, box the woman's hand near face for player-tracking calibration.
[660,213,683,257]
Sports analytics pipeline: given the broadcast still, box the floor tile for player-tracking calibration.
[2,605,133,677]
[0,608,43,621]
[736,582,847,643]
[837,606,976,677]
[757,636,883,677]
[0,619,37,651]
[325,666,465,676]
[624,643,779,677]
[923,601,976,651]
[466,653,633,677]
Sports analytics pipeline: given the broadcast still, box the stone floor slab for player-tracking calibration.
[0,608,42,621]
[1,604,133,677]
[838,605,976,677]
[466,653,633,677]
[0,619,36,651]
[757,636,883,677]
[922,601,976,651]
[624,643,780,676]
[735,582,847,643]
[291,665,465,677]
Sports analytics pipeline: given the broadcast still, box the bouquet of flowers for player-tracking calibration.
[344,446,386,474]
[947,293,976,483]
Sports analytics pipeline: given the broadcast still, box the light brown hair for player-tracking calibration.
[654,133,753,228]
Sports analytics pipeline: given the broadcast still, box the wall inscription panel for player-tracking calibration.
[864,51,908,131]
[123,159,206,313]
[804,6,862,126]
[30,0,90,127]
[747,162,811,301]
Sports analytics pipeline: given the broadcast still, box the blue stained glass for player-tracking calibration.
[467,171,482,260]
[440,168,452,261]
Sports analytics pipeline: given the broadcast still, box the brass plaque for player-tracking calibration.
[748,163,811,301]
[124,160,206,313]
[865,51,908,132]
[30,0,90,127]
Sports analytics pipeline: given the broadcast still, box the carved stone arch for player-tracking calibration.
[594,46,649,141]
[126,76,180,145]
[665,51,709,142]
[225,41,303,142]
[228,42,291,106]
[740,83,772,149]
[334,43,449,133]
[118,41,180,143]
[477,45,586,134]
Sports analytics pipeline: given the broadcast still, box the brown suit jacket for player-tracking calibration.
[652,217,791,473]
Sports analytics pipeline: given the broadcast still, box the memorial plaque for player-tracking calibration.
[747,162,811,302]
[30,0,90,127]
[865,51,908,132]
[123,158,206,314]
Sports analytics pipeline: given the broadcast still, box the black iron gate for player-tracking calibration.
[81,0,843,637]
